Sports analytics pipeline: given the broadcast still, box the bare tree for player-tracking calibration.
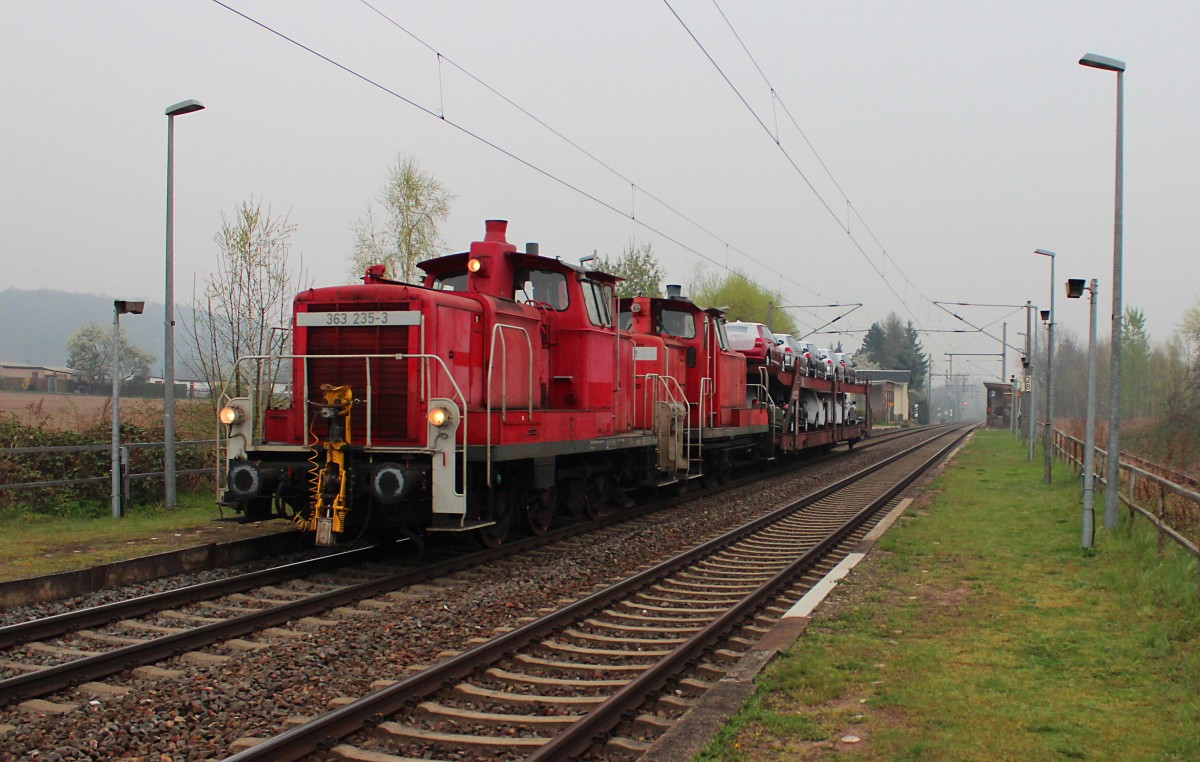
[184,198,305,426]
[348,154,454,283]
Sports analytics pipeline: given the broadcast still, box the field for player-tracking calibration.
[0,390,215,438]
[0,390,122,429]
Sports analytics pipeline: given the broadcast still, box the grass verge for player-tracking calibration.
[0,491,289,582]
[699,429,1200,761]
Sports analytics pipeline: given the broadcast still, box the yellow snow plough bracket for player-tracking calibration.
[301,384,353,546]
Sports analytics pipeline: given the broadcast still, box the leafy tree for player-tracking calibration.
[597,239,664,298]
[857,313,927,390]
[184,198,306,423]
[348,154,454,283]
[858,323,886,369]
[66,323,155,387]
[687,269,797,334]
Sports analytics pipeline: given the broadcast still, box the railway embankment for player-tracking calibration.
[699,429,1200,760]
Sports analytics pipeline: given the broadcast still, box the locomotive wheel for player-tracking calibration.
[476,488,514,549]
[585,471,611,520]
[526,487,555,535]
[716,454,732,484]
[671,476,690,497]
[559,477,587,520]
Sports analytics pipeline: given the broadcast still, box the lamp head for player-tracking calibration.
[1066,279,1086,299]
[1079,53,1126,73]
[165,99,206,117]
[115,300,145,315]
[1034,248,1056,258]
[1040,309,1051,322]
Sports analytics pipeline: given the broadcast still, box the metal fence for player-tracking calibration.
[0,440,218,502]
[1051,428,1200,561]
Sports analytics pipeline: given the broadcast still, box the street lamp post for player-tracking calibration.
[1035,249,1056,483]
[1025,301,1035,461]
[163,98,205,509]
[1079,52,1124,529]
[1067,278,1099,548]
[111,300,145,518]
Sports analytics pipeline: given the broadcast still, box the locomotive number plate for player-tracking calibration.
[296,310,421,327]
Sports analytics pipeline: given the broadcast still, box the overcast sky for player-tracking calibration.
[3,1,1197,385]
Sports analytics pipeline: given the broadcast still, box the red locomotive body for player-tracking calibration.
[219,220,869,546]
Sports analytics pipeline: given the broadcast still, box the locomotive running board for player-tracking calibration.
[427,519,497,533]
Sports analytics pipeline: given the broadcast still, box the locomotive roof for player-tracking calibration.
[418,251,623,284]
[619,294,729,318]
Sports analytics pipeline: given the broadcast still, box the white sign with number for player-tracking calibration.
[296,311,421,328]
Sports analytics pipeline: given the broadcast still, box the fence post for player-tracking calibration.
[1127,470,1136,528]
[120,446,131,516]
[1156,486,1165,555]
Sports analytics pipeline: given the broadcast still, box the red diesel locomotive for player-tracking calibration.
[218,220,869,546]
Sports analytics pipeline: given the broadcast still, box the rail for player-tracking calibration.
[222,424,973,761]
[1050,427,1199,559]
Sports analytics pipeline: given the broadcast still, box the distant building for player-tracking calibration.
[0,362,76,392]
[146,376,212,399]
[858,369,912,424]
[983,382,1014,429]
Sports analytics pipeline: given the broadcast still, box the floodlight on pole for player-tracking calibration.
[111,300,145,519]
[163,98,205,509]
[1067,277,1099,548]
[1035,249,1056,484]
[1079,52,1125,531]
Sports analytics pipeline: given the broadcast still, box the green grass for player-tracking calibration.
[0,491,274,581]
[699,430,1200,761]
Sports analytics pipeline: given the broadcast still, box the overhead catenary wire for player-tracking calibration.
[351,0,838,315]
[215,1,977,369]
[211,0,839,321]
[671,0,956,357]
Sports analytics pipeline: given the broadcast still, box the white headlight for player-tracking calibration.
[219,405,244,425]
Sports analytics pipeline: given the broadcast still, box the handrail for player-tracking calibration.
[699,376,714,429]
[222,352,469,501]
[485,323,535,484]
[635,372,694,479]
[634,373,687,422]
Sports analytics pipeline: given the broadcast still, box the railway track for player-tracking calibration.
[0,423,942,753]
[224,423,973,761]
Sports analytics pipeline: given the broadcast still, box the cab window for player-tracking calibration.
[581,279,614,327]
[432,271,468,292]
[716,320,730,350]
[656,308,696,338]
[514,268,569,310]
